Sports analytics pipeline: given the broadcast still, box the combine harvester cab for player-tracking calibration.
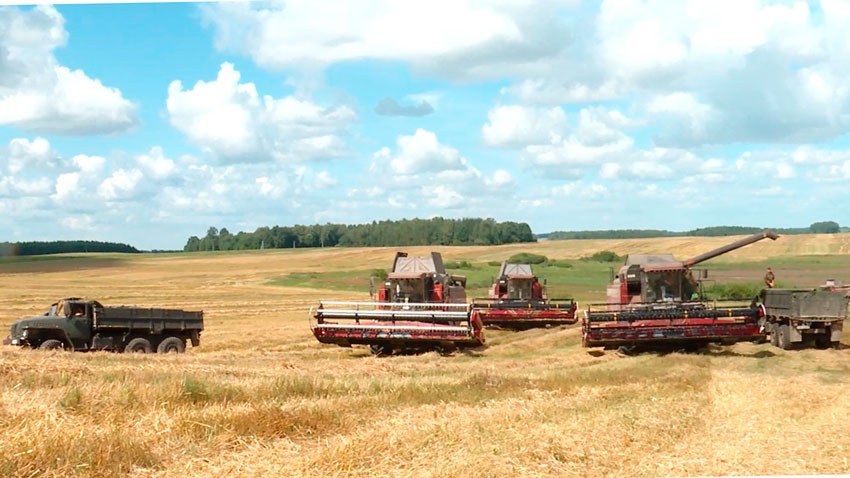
[582,231,779,351]
[473,262,577,329]
[311,252,485,355]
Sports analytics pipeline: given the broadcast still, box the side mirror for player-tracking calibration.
[702,269,709,279]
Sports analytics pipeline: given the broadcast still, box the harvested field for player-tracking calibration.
[1,233,850,477]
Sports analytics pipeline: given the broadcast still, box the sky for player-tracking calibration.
[1,0,849,250]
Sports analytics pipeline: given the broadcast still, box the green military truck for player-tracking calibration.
[761,288,849,349]
[3,298,203,353]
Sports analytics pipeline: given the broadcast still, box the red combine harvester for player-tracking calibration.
[311,252,485,355]
[473,262,577,329]
[582,231,779,351]
[821,279,850,296]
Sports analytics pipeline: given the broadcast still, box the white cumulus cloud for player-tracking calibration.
[53,172,79,201]
[482,105,567,147]
[71,154,105,173]
[375,128,470,176]
[136,147,177,180]
[166,62,356,162]
[201,0,571,80]
[0,6,137,135]
[98,168,143,201]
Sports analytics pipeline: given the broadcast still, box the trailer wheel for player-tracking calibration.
[777,324,792,350]
[369,344,393,357]
[39,339,64,351]
[769,323,779,347]
[815,336,831,349]
[125,337,153,354]
[157,337,185,354]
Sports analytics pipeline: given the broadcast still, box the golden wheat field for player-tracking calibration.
[2,234,850,478]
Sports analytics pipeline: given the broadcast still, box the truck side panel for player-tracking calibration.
[95,307,204,332]
[764,289,848,320]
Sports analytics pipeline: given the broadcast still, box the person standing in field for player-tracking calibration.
[764,267,776,288]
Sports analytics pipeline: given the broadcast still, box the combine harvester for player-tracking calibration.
[582,231,779,351]
[311,252,485,356]
[473,262,577,329]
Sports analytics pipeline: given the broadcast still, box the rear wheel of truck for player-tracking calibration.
[39,339,64,351]
[777,324,792,350]
[125,337,153,354]
[815,336,831,349]
[157,337,185,354]
[831,341,841,350]
[769,323,778,347]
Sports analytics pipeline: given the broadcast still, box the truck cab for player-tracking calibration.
[4,298,100,349]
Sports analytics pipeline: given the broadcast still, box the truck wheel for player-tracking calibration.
[157,337,185,354]
[777,324,792,350]
[831,341,841,350]
[124,338,152,354]
[39,339,64,351]
[815,336,831,349]
[769,324,778,347]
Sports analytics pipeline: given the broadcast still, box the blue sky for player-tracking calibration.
[0,0,848,249]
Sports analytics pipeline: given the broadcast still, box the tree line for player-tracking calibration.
[183,218,535,252]
[547,222,842,240]
[0,240,139,256]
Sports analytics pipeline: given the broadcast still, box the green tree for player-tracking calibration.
[810,221,840,233]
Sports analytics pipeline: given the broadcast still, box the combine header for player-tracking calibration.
[311,252,484,355]
[473,262,577,329]
[582,231,779,350]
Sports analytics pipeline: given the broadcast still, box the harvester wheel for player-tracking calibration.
[369,344,393,357]
[39,339,64,351]
[769,323,779,347]
[157,337,186,354]
[777,324,792,350]
[125,337,153,354]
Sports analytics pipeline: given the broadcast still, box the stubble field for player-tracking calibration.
[1,234,850,477]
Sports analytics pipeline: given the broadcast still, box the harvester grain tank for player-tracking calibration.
[582,231,779,349]
[473,262,577,328]
[311,252,484,355]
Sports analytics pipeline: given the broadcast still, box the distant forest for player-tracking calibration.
[0,240,139,256]
[547,222,842,240]
[183,218,535,251]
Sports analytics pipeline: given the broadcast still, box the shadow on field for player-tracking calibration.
[0,256,128,274]
[700,348,777,359]
[594,344,777,359]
